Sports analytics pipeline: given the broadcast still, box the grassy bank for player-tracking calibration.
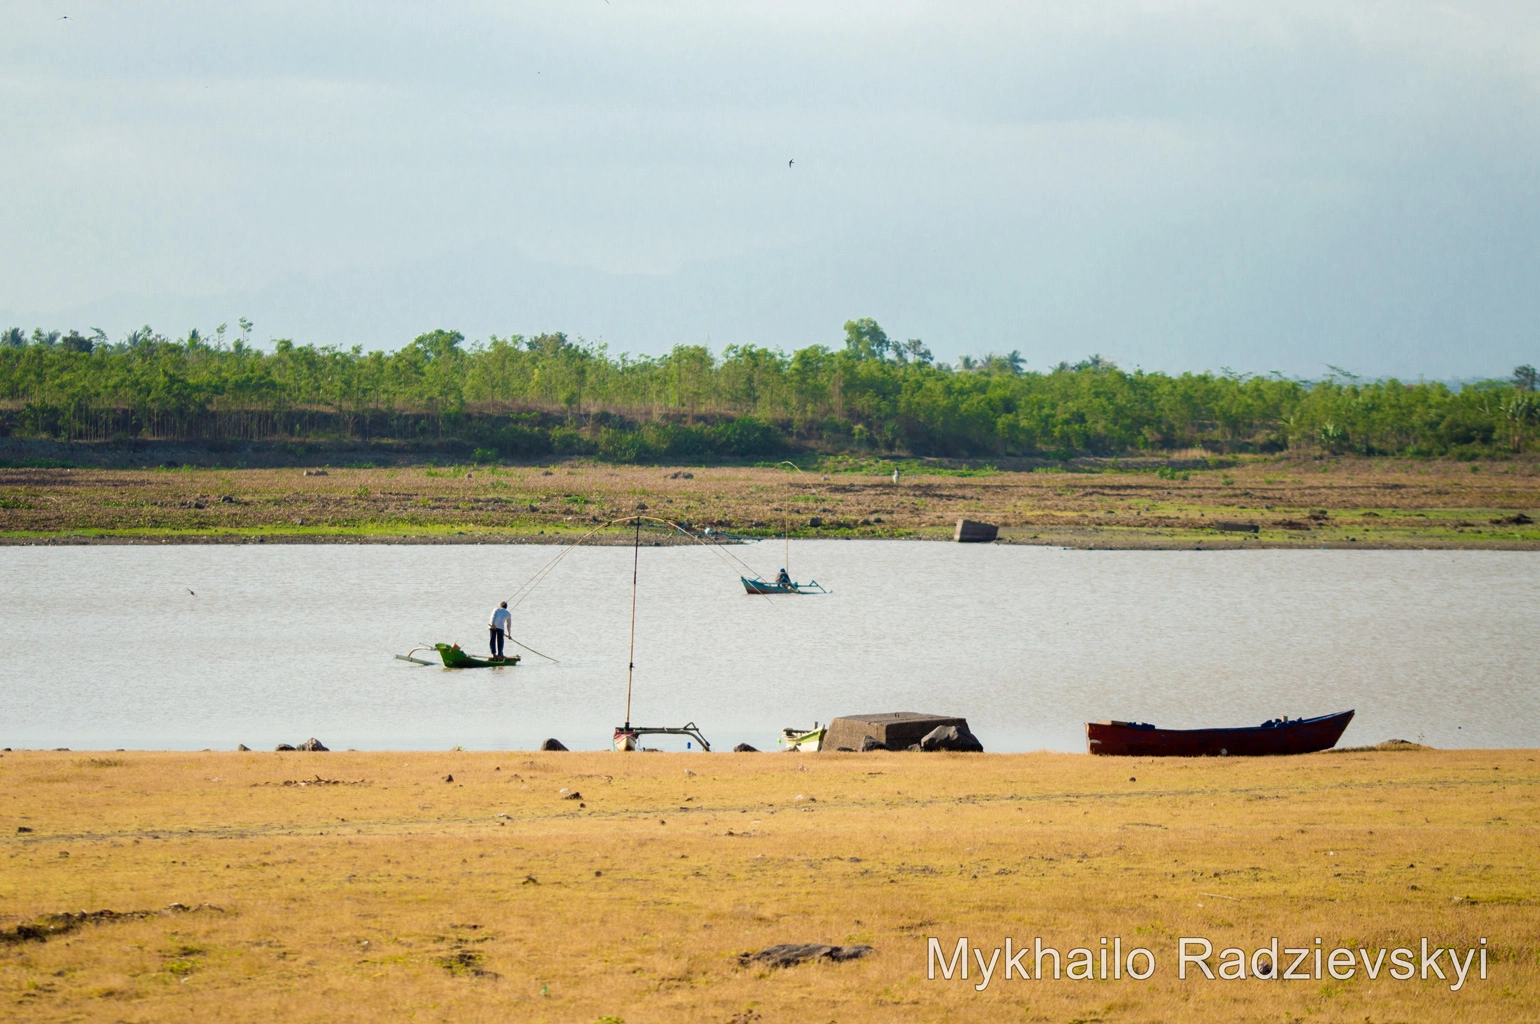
[1,747,1535,1022]
[2,455,1539,548]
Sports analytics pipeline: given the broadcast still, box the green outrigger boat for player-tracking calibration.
[395,643,520,668]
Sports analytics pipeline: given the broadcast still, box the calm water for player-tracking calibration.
[2,542,1537,752]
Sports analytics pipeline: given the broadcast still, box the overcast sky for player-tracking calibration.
[2,1,1537,377]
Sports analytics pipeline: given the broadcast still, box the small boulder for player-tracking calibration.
[859,735,888,752]
[562,791,583,801]
[236,744,251,752]
[275,743,296,751]
[919,725,984,752]
[732,742,759,752]
[539,738,568,751]
[297,738,328,751]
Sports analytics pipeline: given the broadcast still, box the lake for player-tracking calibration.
[2,541,1536,752]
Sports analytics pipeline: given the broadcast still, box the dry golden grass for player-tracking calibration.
[1,455,1538,548]
[2,748,1536,1022]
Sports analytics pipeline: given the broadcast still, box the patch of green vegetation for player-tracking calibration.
[0,458,78,469]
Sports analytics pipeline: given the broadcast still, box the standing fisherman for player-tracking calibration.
[489,601,511,660]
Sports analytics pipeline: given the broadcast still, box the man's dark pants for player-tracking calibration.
[489,627,505,658]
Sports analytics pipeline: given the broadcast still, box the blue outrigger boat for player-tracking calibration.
[741,512,828,595]
[741,575,828,595]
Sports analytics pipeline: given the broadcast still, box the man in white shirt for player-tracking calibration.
[489,601,511,659]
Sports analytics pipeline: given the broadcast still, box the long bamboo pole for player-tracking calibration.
[623,517,641,729]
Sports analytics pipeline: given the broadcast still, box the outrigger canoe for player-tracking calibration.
[613,722,712,752]
[1086,709,1354,757]
[394,643,521,668]
[741,576,828,595]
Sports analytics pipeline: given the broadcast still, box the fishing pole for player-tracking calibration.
[623,517,641,730]
[506,634,560,663]
[507,514,786,608]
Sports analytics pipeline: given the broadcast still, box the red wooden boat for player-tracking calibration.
[1086,710,1354,757]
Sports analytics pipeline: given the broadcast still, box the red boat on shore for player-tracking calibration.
[1086,710,1354,757]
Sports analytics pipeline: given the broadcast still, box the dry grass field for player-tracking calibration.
[2,747,1536,1022]
[1,455,1538,548]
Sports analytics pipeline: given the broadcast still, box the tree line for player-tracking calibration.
[1,320,1536,460]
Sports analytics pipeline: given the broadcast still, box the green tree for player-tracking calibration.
[842,317,891,361]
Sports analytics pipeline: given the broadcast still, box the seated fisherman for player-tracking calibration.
[775,567,792,587]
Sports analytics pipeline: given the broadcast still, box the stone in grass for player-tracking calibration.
[733,743,759,752]
[918,725,984,752]
[297,738,329,751]
[236,744,251,752]
[539,738,568,751]
[739,944,874,968]
[859,736,888,752]
[275,744,296,751]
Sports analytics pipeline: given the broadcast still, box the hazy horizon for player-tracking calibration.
[4,2,1537,380]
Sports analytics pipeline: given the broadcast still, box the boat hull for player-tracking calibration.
[742,576,828,595]
[1086,710,1354,757]
[779,726,826,752]
[435,643,520,668]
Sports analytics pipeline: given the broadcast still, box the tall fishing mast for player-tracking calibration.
[623,516,641,730]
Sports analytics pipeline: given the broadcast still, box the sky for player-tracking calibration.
[1,1,1537,378]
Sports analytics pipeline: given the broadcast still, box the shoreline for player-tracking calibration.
[3,458,1537,550]
[3,528,1539,549]
[0,743,1503,754]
